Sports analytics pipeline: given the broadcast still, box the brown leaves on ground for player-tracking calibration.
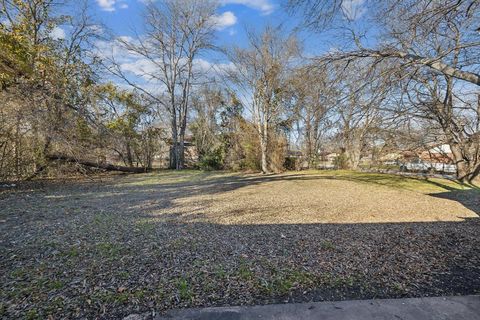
[0,171,479,319]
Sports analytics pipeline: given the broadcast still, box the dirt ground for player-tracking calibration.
[1,170,479,319]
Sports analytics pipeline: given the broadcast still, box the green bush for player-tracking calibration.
[198,148,224,170]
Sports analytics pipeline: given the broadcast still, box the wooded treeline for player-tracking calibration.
[1,0,479,182]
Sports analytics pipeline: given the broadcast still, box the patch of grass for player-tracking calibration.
[116,292,130,304]
[92,290,129,305]
[44,296,65,314]
[25,308,40,320]
[117,271,130,280]
[10,268,29,279]
[169,238,188,250]
[214,266,227,279]
[121,170,243,188]
[320,240,335,251]
[96,242,122,259]
[155,286,165,301]
[132,289,146,300]
[62,248,81,268]
[392,282,407,294]
[92,214,117,227]
[47,280,64,290]
[237,260,253,281]
[302,169,478,194]
[176,277,193,302]
[259,270,314,295]
[343,275,355,287]
[122,170,211,186]
[322,273,360,288]
[135,219,156,232]
[260,276,293,295]
[0,303,6,317]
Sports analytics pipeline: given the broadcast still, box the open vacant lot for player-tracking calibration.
[1,171,479,319]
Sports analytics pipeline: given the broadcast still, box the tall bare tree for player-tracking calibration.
[289,0,480,181]
[225,27,300,173]
[290,65,334,167]
[110,0,218,169]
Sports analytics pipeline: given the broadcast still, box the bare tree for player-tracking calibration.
[289,0,479,85]
[190,85,225,165]
[290,65,334,167]
[289,0,480,181]
[393,70,480,182]
[225,26,300,173]
[109,0,218,169]
[332,62,387,169]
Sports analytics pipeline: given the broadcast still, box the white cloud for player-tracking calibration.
[121,58,159,79]
[95,36,235,95]
[119,3,128,9]
[120,57,235,81]
[341,0,366,21]
[193,58,236,76]
[95,37,141,64]
[221,0,275,15]
[96,0,116,12]
[210,11,237,30]
[50,26,66,40]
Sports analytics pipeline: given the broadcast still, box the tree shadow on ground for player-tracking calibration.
[2,217,480,318]
[1,172,480,319]
[429,189,480,215]
[3,171,478,223]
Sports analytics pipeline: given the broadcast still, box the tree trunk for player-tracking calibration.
[260,134,268,174]
[346,146,361,170]
[125,142,134,167]
[178,140,185,170]
[342,132,361,170]
[178,111,187,170]
[14,117,20,178]
[450,142,480,183]
[47,154,148,173]
[170,111,180,169]
[259,111,270,174]
[305,109,314,168]
[442,77,480,183]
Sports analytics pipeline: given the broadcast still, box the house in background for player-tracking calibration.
[420,144,453,163]
[317,152,339,169]
[168,140,198,169]
[152,137,199,169]
[400,144,456,173]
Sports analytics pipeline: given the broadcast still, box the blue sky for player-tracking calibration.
[89,0,293,90]
[89,0,369,54]
[85,0,371,93]
[92,0,291,48]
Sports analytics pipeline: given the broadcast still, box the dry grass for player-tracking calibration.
[131,170,477,225]
[1,170,479,319]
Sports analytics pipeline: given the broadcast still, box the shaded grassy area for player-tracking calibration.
[301,170,475,193]
[124,169,476,194]
[0,170,479,319]
[120,169,232,186]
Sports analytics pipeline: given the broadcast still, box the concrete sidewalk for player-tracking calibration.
[155,295,480,320]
